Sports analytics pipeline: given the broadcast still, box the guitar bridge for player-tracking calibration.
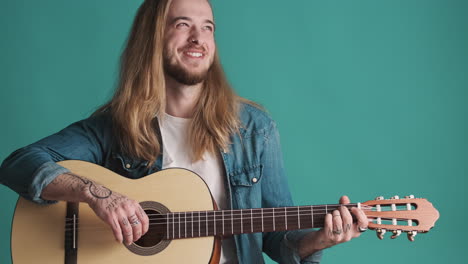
[65,202,79,264]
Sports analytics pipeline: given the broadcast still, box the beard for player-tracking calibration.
[163,51,211,86]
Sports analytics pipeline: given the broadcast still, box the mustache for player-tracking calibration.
[181,44,206,53]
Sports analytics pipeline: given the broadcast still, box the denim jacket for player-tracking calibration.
[0,103,322,264]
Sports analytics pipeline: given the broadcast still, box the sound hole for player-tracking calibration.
[125,201,171,256]
[134,209,166,247]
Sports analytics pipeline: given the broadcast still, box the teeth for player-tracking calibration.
[186,52,203,58]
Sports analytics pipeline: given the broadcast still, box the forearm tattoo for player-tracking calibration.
[52,172,112,199]
[105,195,126,211]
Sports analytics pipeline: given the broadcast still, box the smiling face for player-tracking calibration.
[163,0,216,85]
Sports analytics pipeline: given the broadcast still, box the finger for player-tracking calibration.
[137,205,149,235]
[351,207,369,236]
[128,213,142,242]
[339,206,353,240]
[339,195,350,204]
[119,214,133,245]
[331,210,343,240]
[111,216,123,243]
[324,213,334,239]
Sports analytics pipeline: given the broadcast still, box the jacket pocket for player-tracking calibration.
[229,164,263,187]
[109,152,149,178]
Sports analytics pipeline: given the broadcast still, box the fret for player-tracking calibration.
[231,210,234,235]
[205,211,208,236]
[273,208,275,230]
[311,206,314,229]
[261,208,264,232]
[284,207,288,230]
[214,211,216,235]
[222,210,225,235]
[197,211,201,237]
[262,208,273,233]
[285,207,298,231]
[231,210,241,235]
[172,213,175,239]
[298,207,301,229]
[216,211,220,236]
[252,208,263,234]
[177,212,181,239]
[166,213,170,239]
[298,206,312,230]
[240,210,243,234]
[251,209,253,233]
[184,212,187,238]
[191,212,193,238]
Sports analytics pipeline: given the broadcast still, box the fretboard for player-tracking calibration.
[161,204,358,239]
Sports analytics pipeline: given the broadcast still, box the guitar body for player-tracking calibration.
[11,160,220,264]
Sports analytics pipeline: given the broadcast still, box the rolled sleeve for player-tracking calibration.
[0,113,111,204]
[29,161,70,204]
[280,230,323,264]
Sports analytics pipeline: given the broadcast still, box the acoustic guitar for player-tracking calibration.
[11,160,439,263]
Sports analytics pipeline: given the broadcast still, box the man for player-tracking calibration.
[0,0,368,263]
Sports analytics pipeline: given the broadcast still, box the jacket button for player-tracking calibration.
[125,163,131,169]
[252,177,258,183]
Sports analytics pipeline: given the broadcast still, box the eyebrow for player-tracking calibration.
[170,16,216,30]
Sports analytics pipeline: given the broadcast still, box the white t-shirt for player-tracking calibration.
[159,113,238,264]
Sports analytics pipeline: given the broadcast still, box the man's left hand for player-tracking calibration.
[297,196,368,259]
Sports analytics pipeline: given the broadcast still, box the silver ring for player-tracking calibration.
[131,219,140,226]
[358,226,368,233]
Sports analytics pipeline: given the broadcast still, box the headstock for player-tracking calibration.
[361,195,439,241]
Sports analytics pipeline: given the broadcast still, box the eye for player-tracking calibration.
[176,22,189,28]
[203,25,214,32]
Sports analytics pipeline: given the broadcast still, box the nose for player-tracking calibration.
[188,27,201,45]
[189,37,199,45]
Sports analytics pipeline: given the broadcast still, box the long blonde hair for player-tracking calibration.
[94,0,245,164]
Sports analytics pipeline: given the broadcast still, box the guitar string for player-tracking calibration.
[62,218,395,237]
[62,214,392,232]
[65,218,330,231]
[62,206,373,226]
[63,222,398,241]
[63,219,405,240]
[62,204,371,221]
[62,209,378,230]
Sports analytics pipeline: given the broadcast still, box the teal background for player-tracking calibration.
[1,0,466,263]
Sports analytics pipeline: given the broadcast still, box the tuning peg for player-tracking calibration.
[376,228,386,240]
[391,195,400,199]
[390,230,402,239]
[375,196,384,200]
[407,231,417,242]
[405,195,415,199]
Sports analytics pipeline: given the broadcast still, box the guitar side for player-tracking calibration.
[11,160,219,264]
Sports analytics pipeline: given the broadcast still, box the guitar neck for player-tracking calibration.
[163,204,358,239]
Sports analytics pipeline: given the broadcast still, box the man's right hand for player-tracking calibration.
[86,187,150,245]
[42,172,149,245]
